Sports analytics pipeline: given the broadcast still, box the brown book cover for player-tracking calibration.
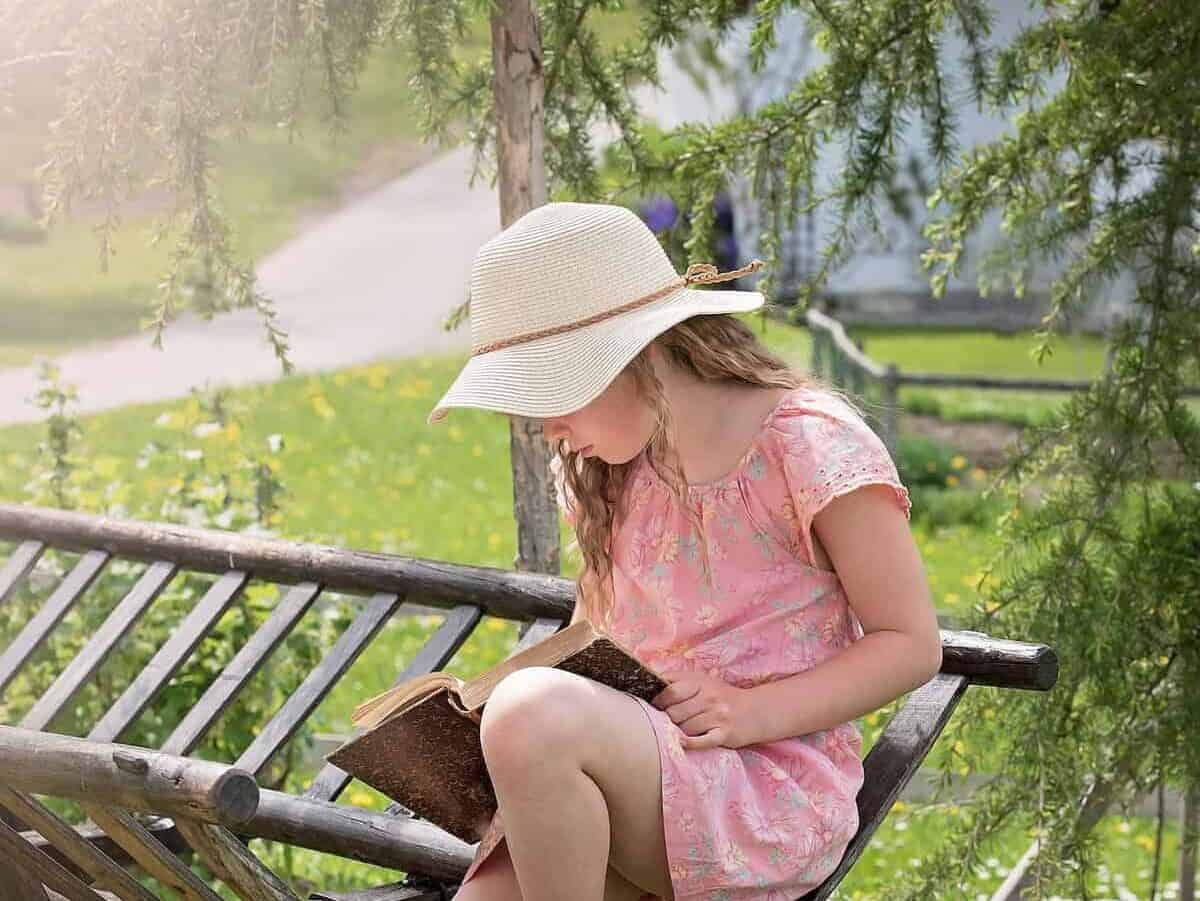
[325,620,668,845]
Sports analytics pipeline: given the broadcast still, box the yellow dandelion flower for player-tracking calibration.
[951,455,968,470]
[471,444,484,457]
[448,426,465,443]
[945,474,960,487]
[310,395,336,420]
[943,592,961,606]
[349,790,374,807]
[224,422,240,442]
[417,444,432,456]
[365,365,389,390]
[971,467,987,480]
[1135,834,1155,852]
[926,461,938,472]
[487,532,502,548]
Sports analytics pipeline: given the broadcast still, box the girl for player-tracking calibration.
[427,202,942,901]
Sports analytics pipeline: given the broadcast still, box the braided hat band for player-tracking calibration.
[471,259,765,357]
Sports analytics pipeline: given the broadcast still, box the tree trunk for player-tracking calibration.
[490,0,561,602]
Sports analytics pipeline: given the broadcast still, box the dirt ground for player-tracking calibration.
[901,413,1026,468]
[903,411,1193,480]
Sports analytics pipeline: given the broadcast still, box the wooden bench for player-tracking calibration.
[0,502,1058,900]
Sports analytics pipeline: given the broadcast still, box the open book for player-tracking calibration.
[326,619,669,845]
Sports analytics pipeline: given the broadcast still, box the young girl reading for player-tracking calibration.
[426,202,942,901]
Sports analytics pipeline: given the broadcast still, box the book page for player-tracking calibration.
[352,671,463,729]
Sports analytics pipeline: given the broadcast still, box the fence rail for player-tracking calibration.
[802,307,1200,452]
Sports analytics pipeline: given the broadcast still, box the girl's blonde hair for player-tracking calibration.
[556,312,845,627]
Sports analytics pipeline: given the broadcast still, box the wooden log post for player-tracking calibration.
[0,726,258,825]
[811,325,825,379]
[850,336,866,399]
[882,362,900,457]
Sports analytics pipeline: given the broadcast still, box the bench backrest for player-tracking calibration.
[0,502,1058,900]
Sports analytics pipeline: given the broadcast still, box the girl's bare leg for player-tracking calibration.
[473,667,674,901]
[452,835,648,901]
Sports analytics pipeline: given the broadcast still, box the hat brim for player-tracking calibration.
[428,286,764,424]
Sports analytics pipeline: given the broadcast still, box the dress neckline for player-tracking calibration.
[638,385,804,493]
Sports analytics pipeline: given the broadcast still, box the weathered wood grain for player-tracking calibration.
[88,570,248,743]
[0,549,109,695]
[0,786,157,901]
[174,818,299,901]
[22,561,177,732]
[0,726,258,825]
[82,806,222,901]
[162,581,322,757]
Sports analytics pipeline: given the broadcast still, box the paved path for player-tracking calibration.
[0,52,718,427]
[0,145,498,425]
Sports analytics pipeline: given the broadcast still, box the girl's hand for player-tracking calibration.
[651,669,758,751]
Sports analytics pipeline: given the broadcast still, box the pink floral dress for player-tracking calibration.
[458,386,912,900]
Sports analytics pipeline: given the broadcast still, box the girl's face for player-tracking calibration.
[534,366,657,465]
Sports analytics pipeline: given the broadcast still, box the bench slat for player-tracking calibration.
[510,616,566,654]
[83,805,224,901]
[0,786,157,901]
[304,603,483,803]
[162,581,323,757]
[22,816,186,873]
[0,549,109,696]
[236,591,406,777]
[174,818,299,901]
[0,539,44,607]
[0,816,106,901]
[88,570,249,743]
[803,672,970,900]
[22,562,178,732]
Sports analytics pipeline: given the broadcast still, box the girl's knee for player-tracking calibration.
[480,668,591,768]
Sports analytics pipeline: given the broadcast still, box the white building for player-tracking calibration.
[632,5,1136,333]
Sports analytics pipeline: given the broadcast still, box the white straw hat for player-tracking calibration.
[428,201,765,424]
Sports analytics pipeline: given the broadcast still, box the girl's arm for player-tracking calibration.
[739,483,943,746]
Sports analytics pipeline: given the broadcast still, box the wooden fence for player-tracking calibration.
[803,307,1200,453]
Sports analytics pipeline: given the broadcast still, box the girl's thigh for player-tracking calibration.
[453,836,651,901]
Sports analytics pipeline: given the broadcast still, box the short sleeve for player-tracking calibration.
[770,390,911,568]
[549,452,578,527]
